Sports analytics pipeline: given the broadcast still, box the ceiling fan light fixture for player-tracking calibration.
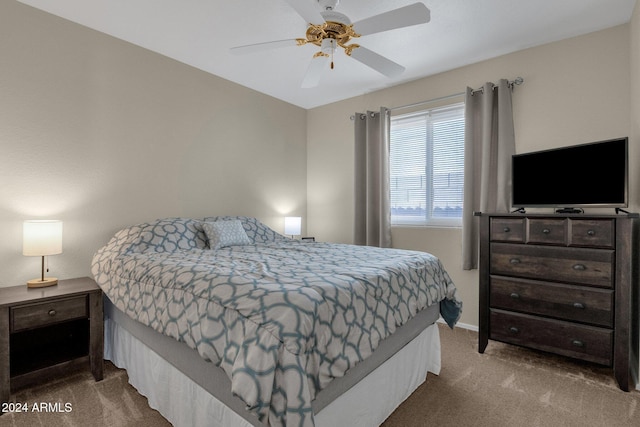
[321,38,337,55]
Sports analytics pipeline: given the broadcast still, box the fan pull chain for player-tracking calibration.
[331,49,334,69]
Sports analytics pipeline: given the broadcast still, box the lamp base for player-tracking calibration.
[27,277,58,288]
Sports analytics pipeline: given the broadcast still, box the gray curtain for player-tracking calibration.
[353,107,392,248]
[462,79,515,270]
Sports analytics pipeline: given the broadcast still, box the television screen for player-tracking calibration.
[512,138,628,209]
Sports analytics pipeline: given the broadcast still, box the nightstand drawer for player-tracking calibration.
[490,276,614,327]
[490,309,613,365]
[490,243,614,288]
[11,296,88,332]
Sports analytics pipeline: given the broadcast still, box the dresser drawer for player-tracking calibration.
[490,276,614,327]
[490,218,525,242]
[569,219,615,248]
[490,243,613,288]
[490,309,613,365]
[10,295,88,332]
[527,218,565,245]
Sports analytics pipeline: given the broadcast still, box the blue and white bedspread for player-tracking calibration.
[92,217,462,427]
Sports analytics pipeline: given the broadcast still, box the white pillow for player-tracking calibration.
[203,220,252,249]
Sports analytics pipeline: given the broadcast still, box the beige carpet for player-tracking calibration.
[1,324,639,426]
[384,326,640,427]
[0,362,170,427]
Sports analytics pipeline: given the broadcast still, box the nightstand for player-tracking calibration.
[0,277,103,404]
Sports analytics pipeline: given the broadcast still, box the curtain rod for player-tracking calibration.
[390,77,524,112]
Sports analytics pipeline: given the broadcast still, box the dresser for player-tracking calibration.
[477,213,639,391]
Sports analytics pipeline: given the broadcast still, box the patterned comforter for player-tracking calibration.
[92,217,462,427]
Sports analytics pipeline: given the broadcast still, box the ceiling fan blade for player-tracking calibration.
[350,46,405,78]
[230,39,300,55]
[283,0,325,25]
[353,3,430,37]
[301,54,330,88]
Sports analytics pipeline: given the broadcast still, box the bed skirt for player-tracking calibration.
[103,299,442,426]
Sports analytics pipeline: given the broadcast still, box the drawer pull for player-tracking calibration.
[509,326,519,334]
[573,302,585,309]
[572,339,585,348]
[48,309,56,317]
[503,227,510,233]
[542,228,550,234]
[510,292,520,299]
[572,264,586,271]
[587,230,595,236]
[509,258,521,265]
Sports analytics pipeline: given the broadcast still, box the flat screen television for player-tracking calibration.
[512,137,628,209]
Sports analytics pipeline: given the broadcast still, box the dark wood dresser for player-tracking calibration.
[477,213,639,391]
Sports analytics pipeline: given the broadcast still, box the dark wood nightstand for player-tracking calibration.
[0,277,103,404]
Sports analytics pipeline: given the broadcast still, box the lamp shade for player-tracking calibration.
[284,217,301,236]
[23,220,63,256]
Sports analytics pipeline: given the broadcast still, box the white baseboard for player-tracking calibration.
[436,317,478,332]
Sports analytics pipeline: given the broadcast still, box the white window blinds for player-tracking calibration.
[390,102,465,226]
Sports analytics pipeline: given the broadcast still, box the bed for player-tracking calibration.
[92,216,462,427]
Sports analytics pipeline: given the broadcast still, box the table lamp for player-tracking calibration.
[284,216,301,239]
[23,220,63,288]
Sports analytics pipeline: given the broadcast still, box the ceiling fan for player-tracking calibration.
[230,0,431,88]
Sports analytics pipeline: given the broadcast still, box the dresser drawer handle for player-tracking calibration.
[509,326,519,334]
[503,227,510,233]
[542,228,550,234]
[509,258,521,265]
[572,264,586,271]
[510,292,520,299]
[48,309,57,317]
[587,230,595,236]
[573,302,585,309]
[572,339,585,348]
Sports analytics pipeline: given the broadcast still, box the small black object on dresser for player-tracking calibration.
[477,212,639,391]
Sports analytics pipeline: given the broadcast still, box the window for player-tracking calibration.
[390,103,465,226]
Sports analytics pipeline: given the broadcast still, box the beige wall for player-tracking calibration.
[0,1,307,287]
[307,24,633,328]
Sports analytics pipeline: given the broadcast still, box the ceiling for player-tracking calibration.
[17,0,637,109]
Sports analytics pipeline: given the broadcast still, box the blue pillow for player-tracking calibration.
[203,220,252,249]
[202,216,287,243]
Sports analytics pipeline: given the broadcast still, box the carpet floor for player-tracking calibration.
[1,324,639,426]
[383,325,640,427]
